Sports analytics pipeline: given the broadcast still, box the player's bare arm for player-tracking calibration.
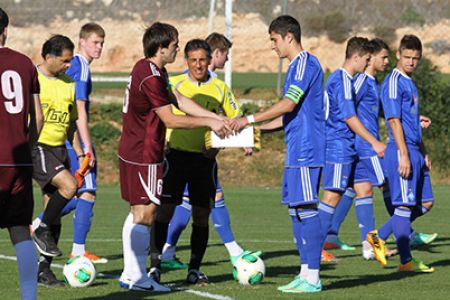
[259,116,283,132]
[171,89,227,122]
[388,117,411,177]
[76,100,95,167]
[346,116,386,157]
[155,104,230,138]
[68,121,85,158]
[28,94,44,146]
[230,98,296,131]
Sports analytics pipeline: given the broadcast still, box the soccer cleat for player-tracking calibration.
[362,240,374,260]
[399,258,435,273]
[70,251,108,264]
[282,280,322,293]
[119,275,171,292]
[38,269,64,287]
[366,230,387,267]
[161,257,188,270]
[277,274,304,291]
[321,249,338,263]
[324,237,356,251]
[230,250,262,266]
[148,267,161,283]
[32,227,62,257]
[410,232,438,248]
[186,269,209,285]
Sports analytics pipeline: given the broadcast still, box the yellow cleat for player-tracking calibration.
[366,230,387,267]
[399,258,434,273]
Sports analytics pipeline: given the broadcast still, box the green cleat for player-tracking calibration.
[399,257,435,273]
[410,232,438,248]
[230,250,262,266]
[161,257,188,270]
[282,280,322,293]
[277,275,303,291]
[324,237,356,251]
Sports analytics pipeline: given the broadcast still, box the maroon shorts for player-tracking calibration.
[119,158,164,206]
[0,166,34,228]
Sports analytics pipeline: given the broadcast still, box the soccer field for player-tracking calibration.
[0,186,449,299]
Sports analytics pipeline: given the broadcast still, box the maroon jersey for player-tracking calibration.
[118,59,171,164]
[0,47,39,166]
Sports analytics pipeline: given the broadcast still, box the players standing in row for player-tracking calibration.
[0,8,42,299]
[118,22,230,291]
[160,33,261,271]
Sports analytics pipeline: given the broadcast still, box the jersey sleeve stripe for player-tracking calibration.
[295,52,307,81]
[343,73,352,100]
[389,70,399,99]
[354,73,366,94]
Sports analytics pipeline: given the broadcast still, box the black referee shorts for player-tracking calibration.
[162,149,217,208]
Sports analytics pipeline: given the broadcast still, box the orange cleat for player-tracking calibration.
[321,249,338,263]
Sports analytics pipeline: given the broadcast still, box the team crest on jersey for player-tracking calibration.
[407,190,415,202]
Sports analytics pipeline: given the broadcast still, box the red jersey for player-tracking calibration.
[0,47,40,166]
[118,59,171,164]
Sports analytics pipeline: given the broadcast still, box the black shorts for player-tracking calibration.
[162,149,217,208]
[32,144,70,192]
[0,166,34,228]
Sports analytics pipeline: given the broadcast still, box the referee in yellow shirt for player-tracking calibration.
[150,39,241,284]
[31,35,84,287]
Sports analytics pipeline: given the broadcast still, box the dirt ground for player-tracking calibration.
[6,14,450,74]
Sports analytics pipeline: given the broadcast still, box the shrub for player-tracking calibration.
[400,7,425,26]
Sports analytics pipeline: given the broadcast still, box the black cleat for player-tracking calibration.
[38,269,64,287]
[32,227,62,257]
[186,269,209,285]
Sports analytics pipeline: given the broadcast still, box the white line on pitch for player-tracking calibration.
[0,238,293,244]
[0,254,234,300]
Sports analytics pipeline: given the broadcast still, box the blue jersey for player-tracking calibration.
[282,51,325,167]
[381,68,421,146]
[66,54,92,114]
[325,68,357,163]
[353,73,380,158]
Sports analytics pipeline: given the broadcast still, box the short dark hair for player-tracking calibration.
[369,38,390,54]
[399,34,422,55]
[268,15,301,43]
[206,32,232,52]
[0,8,9,35]
[143,22,178,58]
[41,34,74,58]
[184,39,211,59]
[80,22,105,39]
[345,36,372,59]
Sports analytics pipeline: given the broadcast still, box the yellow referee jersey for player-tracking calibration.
[168,73,241,153]
[37,68,77,146]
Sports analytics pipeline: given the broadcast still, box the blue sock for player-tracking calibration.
[329,189,354,236]
[318,202,336,241]
[382,189,394,216]
[61,198,78,216]
[299,209,322,270]
[355,196,375,242]
[211,198,235,244]
[392,208,412,264]
[290,209,306,266]
[378,218,393,241]
[166,202,191,245]
[73,198,94,244]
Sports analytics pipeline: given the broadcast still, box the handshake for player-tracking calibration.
[209,115,254,139]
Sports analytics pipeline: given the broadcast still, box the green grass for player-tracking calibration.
[1,186,449,299]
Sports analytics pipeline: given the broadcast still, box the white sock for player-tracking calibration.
[31,218,41,232]
[224,241,244,257]
[121,213,150,283]
[299,264,309,279]
[306,268,320,285]
[15,240,38,300]
[161,243,176,261]
[71,243,85,257]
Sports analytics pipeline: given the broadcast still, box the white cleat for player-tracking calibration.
[119,275,171,292]
[362,240,374,260]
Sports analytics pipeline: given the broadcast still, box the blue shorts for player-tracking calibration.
[354,156,385,187]
[66,141,97,193]
[384,144,432,206]
[282,167,322,207]
[323,162,355,192]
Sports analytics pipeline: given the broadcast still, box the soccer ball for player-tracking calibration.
[63,256,96,287]
[233,253,265,285]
